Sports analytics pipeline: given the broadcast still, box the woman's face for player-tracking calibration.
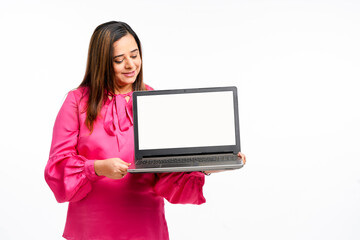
[112,34,142,94]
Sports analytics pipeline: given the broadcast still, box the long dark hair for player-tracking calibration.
[79,21,146,132]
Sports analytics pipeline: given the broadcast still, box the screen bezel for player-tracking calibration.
[133,86,241,159]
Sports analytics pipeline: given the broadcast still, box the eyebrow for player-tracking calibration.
[113,49,139,59]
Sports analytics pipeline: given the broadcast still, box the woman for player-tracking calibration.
[45,21,246,240]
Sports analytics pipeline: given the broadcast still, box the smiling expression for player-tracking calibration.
[112,34,142,94]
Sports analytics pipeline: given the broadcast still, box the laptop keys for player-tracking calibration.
[135,154,240,167]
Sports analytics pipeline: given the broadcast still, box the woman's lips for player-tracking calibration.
[123,71,136,77]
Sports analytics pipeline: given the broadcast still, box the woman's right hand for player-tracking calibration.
[94,158,131,179]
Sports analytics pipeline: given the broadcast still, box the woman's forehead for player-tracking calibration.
[113,34,138,54]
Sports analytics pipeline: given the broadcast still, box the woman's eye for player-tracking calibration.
[114,60,123,64]
[131,55,138,59]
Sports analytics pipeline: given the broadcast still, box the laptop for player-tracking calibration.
[127,86,244,173]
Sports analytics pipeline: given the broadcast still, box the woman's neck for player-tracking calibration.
[114,84,132,95]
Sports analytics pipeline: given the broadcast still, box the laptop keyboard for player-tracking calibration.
[135,154,239,166]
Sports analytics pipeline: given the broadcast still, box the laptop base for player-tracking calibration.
[128,154,243,173]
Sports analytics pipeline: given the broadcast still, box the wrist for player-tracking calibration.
[94,160,104,176]
[84,160,103,181]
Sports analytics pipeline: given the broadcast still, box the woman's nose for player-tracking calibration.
[125,58,135,69]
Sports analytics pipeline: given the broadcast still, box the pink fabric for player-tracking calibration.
[44,85,206,240]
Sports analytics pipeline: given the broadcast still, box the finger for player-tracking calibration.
[116,158,131,165]
[238,152,246,165]
[206,170,226,174]
[121,172,127,179]
[118,167,129,175]
[115,171,128,179]
[115,162,130,171]
[113,173,126,180]
[120,160,131,166]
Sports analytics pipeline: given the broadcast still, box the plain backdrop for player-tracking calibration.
[0,0,359,239]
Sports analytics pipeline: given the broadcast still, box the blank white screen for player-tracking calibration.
[137,91,236,150]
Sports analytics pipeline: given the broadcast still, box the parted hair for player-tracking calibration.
[79,21,146,132]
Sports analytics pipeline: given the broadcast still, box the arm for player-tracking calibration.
[44,90,101,203]
[153,153,246,203]
[153,172,206,205]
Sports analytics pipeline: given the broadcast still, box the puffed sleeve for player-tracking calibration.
[44,90,102,203]
[154,172,206,205]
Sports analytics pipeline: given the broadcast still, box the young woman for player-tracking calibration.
[45,21,246,240]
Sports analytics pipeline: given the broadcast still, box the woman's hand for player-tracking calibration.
[94,158,131,179]
[237,152,246,165]
[203,152,246,175]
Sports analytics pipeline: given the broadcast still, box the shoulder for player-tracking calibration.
[71,86,88,98]
[144,84,154,91]
[60,87,88,111]
[67,86,89,103]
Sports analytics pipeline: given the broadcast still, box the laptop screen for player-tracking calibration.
[136,90,236,150]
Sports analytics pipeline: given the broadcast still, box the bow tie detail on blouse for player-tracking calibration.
[104,92,133,137]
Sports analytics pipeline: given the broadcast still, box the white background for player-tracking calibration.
[0,0,359,239]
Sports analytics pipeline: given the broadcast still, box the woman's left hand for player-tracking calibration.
[202,152,246,175]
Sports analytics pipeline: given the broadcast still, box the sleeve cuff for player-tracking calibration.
[84,160,103,181]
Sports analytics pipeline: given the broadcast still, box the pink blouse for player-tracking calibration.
[44,85,206,240]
